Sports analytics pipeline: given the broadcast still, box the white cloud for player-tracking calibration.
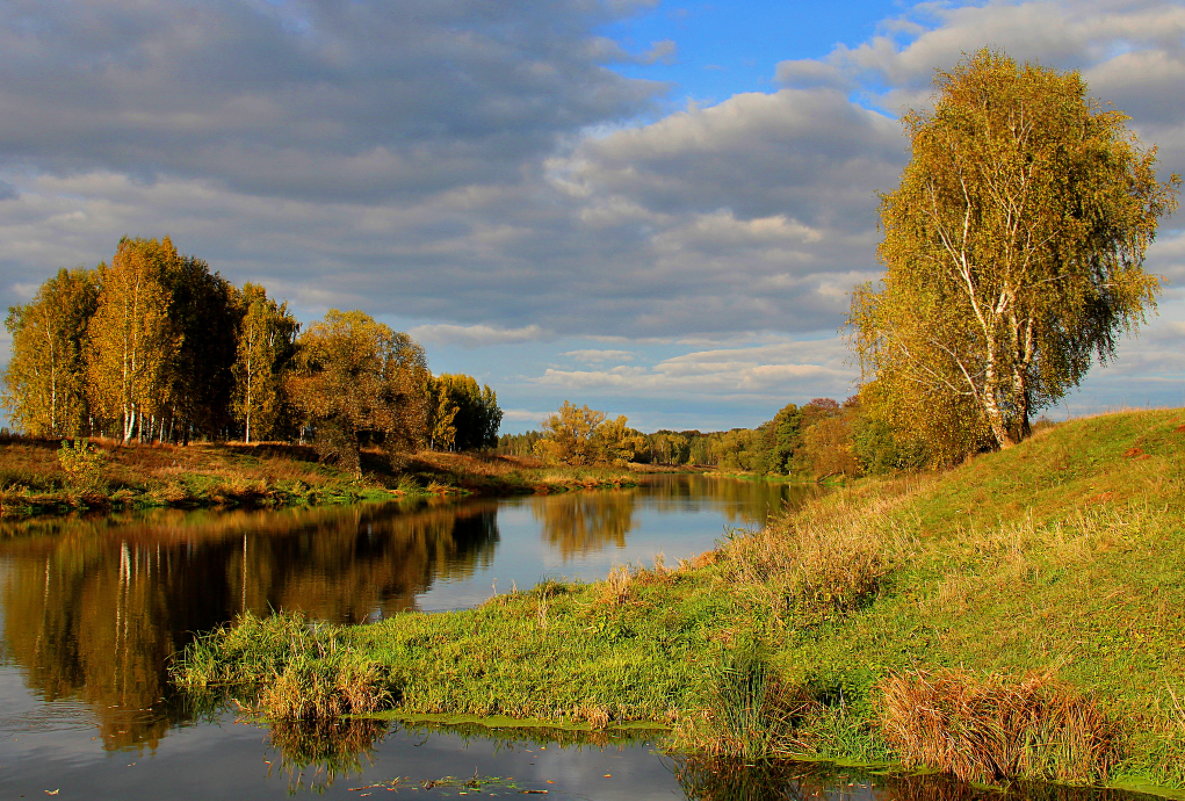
[560,349,637,363]
[409,323,546,347]
[532,337,856,402]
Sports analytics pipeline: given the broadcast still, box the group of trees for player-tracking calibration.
[529,402,646,467]
[852,49,1178,466]
[4,237,502,472]
[500,397,871,480]
[5,238,249,444]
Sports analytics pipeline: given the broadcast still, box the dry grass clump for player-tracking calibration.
[597,563,636,606]
[878,669,1119,784]
[257,658,391,720]
[718,485,918,621]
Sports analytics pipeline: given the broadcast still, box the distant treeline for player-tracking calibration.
[499,396,926,480]
[3,236,501,473]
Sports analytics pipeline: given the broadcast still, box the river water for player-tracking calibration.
[0,475,807,799]
[0,476,1160,801]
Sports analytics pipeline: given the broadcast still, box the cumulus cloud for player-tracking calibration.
[561,349,637,363]
[2,0,1182,426]
[533,338,856,403]
[0,0,663,203]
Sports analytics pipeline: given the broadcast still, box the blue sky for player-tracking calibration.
[602,1,907,103]
[0,0,1181,434]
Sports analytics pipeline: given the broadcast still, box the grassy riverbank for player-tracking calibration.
[0,437,637,517]
[175,408,1185,791]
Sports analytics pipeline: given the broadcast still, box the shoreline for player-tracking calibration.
[0,438,643,520]
[174,408,1185,792]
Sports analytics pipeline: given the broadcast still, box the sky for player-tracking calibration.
[0,0,1182,434]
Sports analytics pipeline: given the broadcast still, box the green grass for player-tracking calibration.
[173,408,1185,791]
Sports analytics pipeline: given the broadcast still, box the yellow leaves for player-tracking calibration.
[86,238,182,440]
[288,310,431,471]
[535,402,643,466]
[853,48,1177,463]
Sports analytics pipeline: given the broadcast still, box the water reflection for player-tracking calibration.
[529,476,813,563]
[0,476,808,756]
[267,717,390,793]
[643,474,818,528]
[0,500,499,749]
[675,758,876,801]
[674,759,1153,801]
[533,491,637,558]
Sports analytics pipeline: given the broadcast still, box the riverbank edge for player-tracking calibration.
[0,438,642,519]
[174,408,1185,791]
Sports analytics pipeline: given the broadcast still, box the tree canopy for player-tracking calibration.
[852,49,1178,461]
[286,309,431,474]
[428,374,502,452]
[3,268,98,437]
[85,237,184,442]
[533,402,645,467]
[4,238,501,461]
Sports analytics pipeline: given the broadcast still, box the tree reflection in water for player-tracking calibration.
[643,475,820,528]
[529,477,816,562]
[532,491,637,558]
[0,500,498,750]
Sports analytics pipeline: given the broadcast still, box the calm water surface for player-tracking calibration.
[0,476,1159,800]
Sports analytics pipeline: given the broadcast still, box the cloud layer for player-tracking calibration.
[1,0,1181,428]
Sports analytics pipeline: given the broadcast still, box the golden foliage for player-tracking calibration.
[854,49,1178,460]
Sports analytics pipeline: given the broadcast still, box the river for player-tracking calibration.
[0,476,1159,801]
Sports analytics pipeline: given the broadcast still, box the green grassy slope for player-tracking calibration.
[176,409,1185,790]
[784,410,1185,786]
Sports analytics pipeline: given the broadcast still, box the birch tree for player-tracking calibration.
[3,268,99,436]
[85,238,181,442]
[232,284,298,442]
[853,49,1178,458]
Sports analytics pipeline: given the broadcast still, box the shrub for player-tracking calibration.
[673,645,818,761]
[57,438,108,493]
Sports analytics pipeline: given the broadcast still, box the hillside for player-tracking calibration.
[177,408,1185,792]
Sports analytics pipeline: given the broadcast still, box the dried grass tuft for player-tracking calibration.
[878,669,1119,784]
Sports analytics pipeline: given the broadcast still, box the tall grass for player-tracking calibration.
[717,482,919,623]
[178,612,392,719]
[672,645,817,761]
